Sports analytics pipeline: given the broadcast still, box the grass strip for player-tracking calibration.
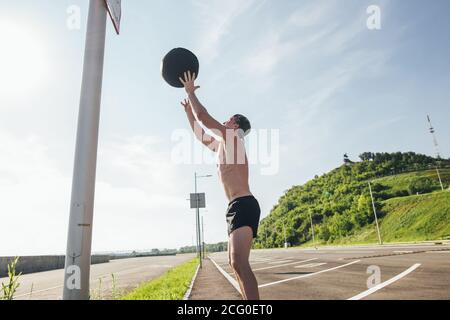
[122,258,198,300]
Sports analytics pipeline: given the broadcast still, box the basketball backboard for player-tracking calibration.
[105,0,121,34]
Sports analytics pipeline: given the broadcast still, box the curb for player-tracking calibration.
[343,247,450,260]
[183,263,201,300]
[284,240,450,251]
[209,256,241,295]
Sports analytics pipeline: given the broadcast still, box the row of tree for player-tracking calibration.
[178,242,228,254]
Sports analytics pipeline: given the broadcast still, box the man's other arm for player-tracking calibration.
[183,99,219,152]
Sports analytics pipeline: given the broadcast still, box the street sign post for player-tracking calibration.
[190,193,206,209]
[63,0,121,300]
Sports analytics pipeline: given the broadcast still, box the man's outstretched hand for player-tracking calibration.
[180,98,190,111]
[179,70,200,95]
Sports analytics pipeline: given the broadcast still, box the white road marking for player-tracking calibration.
[14,284,63,298]
[221,258,276,267]
[252,257,273,260]
[258,260,360,288]
[253,259,318,271]
[393,251,413,254]
[209,257,242,294]
[268,260,293,265]
[426,250,450,254]
[302,251,328,254]
[294,263,327,268]
[348,263,421,300]
[250,261,275,266]
[328,251,375,254]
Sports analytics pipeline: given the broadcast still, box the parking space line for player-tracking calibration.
[252,257,273,261]
[268,260,293,265]
[347,263,421,300]
[259,260,360,288]
[294,262,327,268]
[250,261,275,266]
[254,258,318,271]
[329,251,375,254]
[426,251,450,254]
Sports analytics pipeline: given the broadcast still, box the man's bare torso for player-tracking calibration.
[216,137,252,202]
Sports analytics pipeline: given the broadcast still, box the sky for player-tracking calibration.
[0,0,449,256]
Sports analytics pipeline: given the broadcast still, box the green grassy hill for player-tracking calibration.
[306,191,450,246]
[374,169,450,196]
[377,191,450,242]
[256,152,450,248]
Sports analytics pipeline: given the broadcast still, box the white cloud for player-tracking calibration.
[193,0,260,63]
[0,20,49,102]
[242,2,356,77]
[288,0,336,28]
[97,135,184,193]
[0,131,195,256]
[241,1,395,181]
[0,131,70,256]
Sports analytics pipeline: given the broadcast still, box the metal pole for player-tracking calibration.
[283,221,287,248]
[436,167,444,191]
[201,216,205,259]
[265,229,267,247]
[368,182,383,245]
[63,0,107,300]
[309,211,316,247]
[195,172,202,268]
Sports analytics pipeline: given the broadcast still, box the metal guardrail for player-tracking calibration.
[0,255,110,278]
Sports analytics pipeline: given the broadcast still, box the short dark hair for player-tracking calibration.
[233,114,251,136]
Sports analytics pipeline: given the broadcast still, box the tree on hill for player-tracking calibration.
[255,152,450,249]
[343,153,354,165]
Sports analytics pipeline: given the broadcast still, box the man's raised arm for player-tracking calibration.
[181,99,218,152]
[179,71,227,139]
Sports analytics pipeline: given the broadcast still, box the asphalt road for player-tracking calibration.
[0,254,195,300]
[209,244,450,300]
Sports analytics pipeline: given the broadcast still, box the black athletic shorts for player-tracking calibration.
[226,195,261,239]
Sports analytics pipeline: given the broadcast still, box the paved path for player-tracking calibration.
[189,259,242,300]
[202,244,450,300]
[0,254,195,300]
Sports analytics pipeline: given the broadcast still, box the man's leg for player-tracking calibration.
[229,226,260,300]
[228,237,247,299]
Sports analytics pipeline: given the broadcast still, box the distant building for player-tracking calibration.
[343,153,354,166]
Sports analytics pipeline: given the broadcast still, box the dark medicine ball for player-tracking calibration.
[161,48,199,88]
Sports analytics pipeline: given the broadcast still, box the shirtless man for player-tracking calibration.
[179,71,261,300]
